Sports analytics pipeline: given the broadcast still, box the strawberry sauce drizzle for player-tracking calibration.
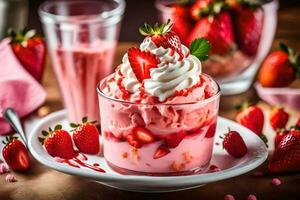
[55,152,105,173]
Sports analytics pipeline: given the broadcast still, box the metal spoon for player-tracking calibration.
[2,108,27,146]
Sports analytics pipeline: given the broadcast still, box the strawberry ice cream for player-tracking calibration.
[98,21,220,175]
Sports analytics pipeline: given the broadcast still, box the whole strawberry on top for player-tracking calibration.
[186,0,236,55]
[8,29,46,82]
[139,19,184,58]
[129,20,211,83]
[230,0,264,57]
[2,135,31,171]
[269,129,300,173]
[258,43,300,87]
[222,129,248,158]
[39,125,75,159]
[70,117,100,155]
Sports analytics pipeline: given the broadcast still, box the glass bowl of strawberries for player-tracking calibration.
[155,0,279,95]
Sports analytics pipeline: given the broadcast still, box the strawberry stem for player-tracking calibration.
[279,42,300,78]
[139,19,173,36]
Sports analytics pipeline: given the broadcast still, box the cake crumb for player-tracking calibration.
[170,162,185,171]
[121,152,128,159]
[183,152,193,164]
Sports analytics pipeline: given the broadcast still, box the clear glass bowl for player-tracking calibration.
[39,0,125,122]
[155,0,279,95]
[97,74,220,176]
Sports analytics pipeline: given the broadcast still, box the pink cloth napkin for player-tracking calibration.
[0,39,46,135]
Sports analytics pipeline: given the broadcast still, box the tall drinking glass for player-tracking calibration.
[39,0,125,122]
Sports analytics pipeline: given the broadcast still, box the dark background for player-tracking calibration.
[28,0,300,42]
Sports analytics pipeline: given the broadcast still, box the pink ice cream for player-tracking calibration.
[98,35,220,175]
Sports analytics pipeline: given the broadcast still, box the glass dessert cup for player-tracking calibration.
[39,0,125,122]
[97,74,220,176]
[155,0,279,95]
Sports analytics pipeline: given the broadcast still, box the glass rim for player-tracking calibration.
[97,73,221,106]
[38,0,125,24]
[155,0,278,13]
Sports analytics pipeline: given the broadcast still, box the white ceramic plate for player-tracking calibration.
[27,110,267,193]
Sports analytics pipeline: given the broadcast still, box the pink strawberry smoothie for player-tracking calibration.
[98,21,220,175]
[50,40,116,123]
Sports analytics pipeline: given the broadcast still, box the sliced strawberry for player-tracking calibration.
[126,133,143,148]
[164,130,186,148]
[104,131,122,142]
[205,123,217,138]
[153,145,170,159]
[127,47,159,82]
[134,126,154,144]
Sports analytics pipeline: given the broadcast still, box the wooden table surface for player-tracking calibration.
[1,5,300,200]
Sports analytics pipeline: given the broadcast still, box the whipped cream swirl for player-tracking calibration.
[120,38,202,102]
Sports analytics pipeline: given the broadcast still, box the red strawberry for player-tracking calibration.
[139,20,183,57]
[269,129,300,173]
[164,130,186,148]
[222,130,248,158]
[153,145,170,159]
[127,47,159,82]
[70,117,100,154]
[190,0,214,20]
[2,135,31,171]
[8,29,46,82]
[39,124,75,159]
[168,3,193,41]
[134,126,154,144]
[235,103,264,135]
[258,43,300,87]
[104,131,122,142]
[205,123,217,138]
[186,11,236,55]
[274,130,288,148]
[270,107,289,131]
[233,1,264,56]
[126,133,143,149]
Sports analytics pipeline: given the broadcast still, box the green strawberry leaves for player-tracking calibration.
[189,38,211,61]
[279,42,300,78]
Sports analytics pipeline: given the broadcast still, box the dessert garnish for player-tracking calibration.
[40,124,105,173]
[70,117,100,155]
[2,135,30,171]
[8,29,46,81]
[221,129,247,158]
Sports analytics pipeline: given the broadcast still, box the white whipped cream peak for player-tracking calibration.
[120,38,202,102]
